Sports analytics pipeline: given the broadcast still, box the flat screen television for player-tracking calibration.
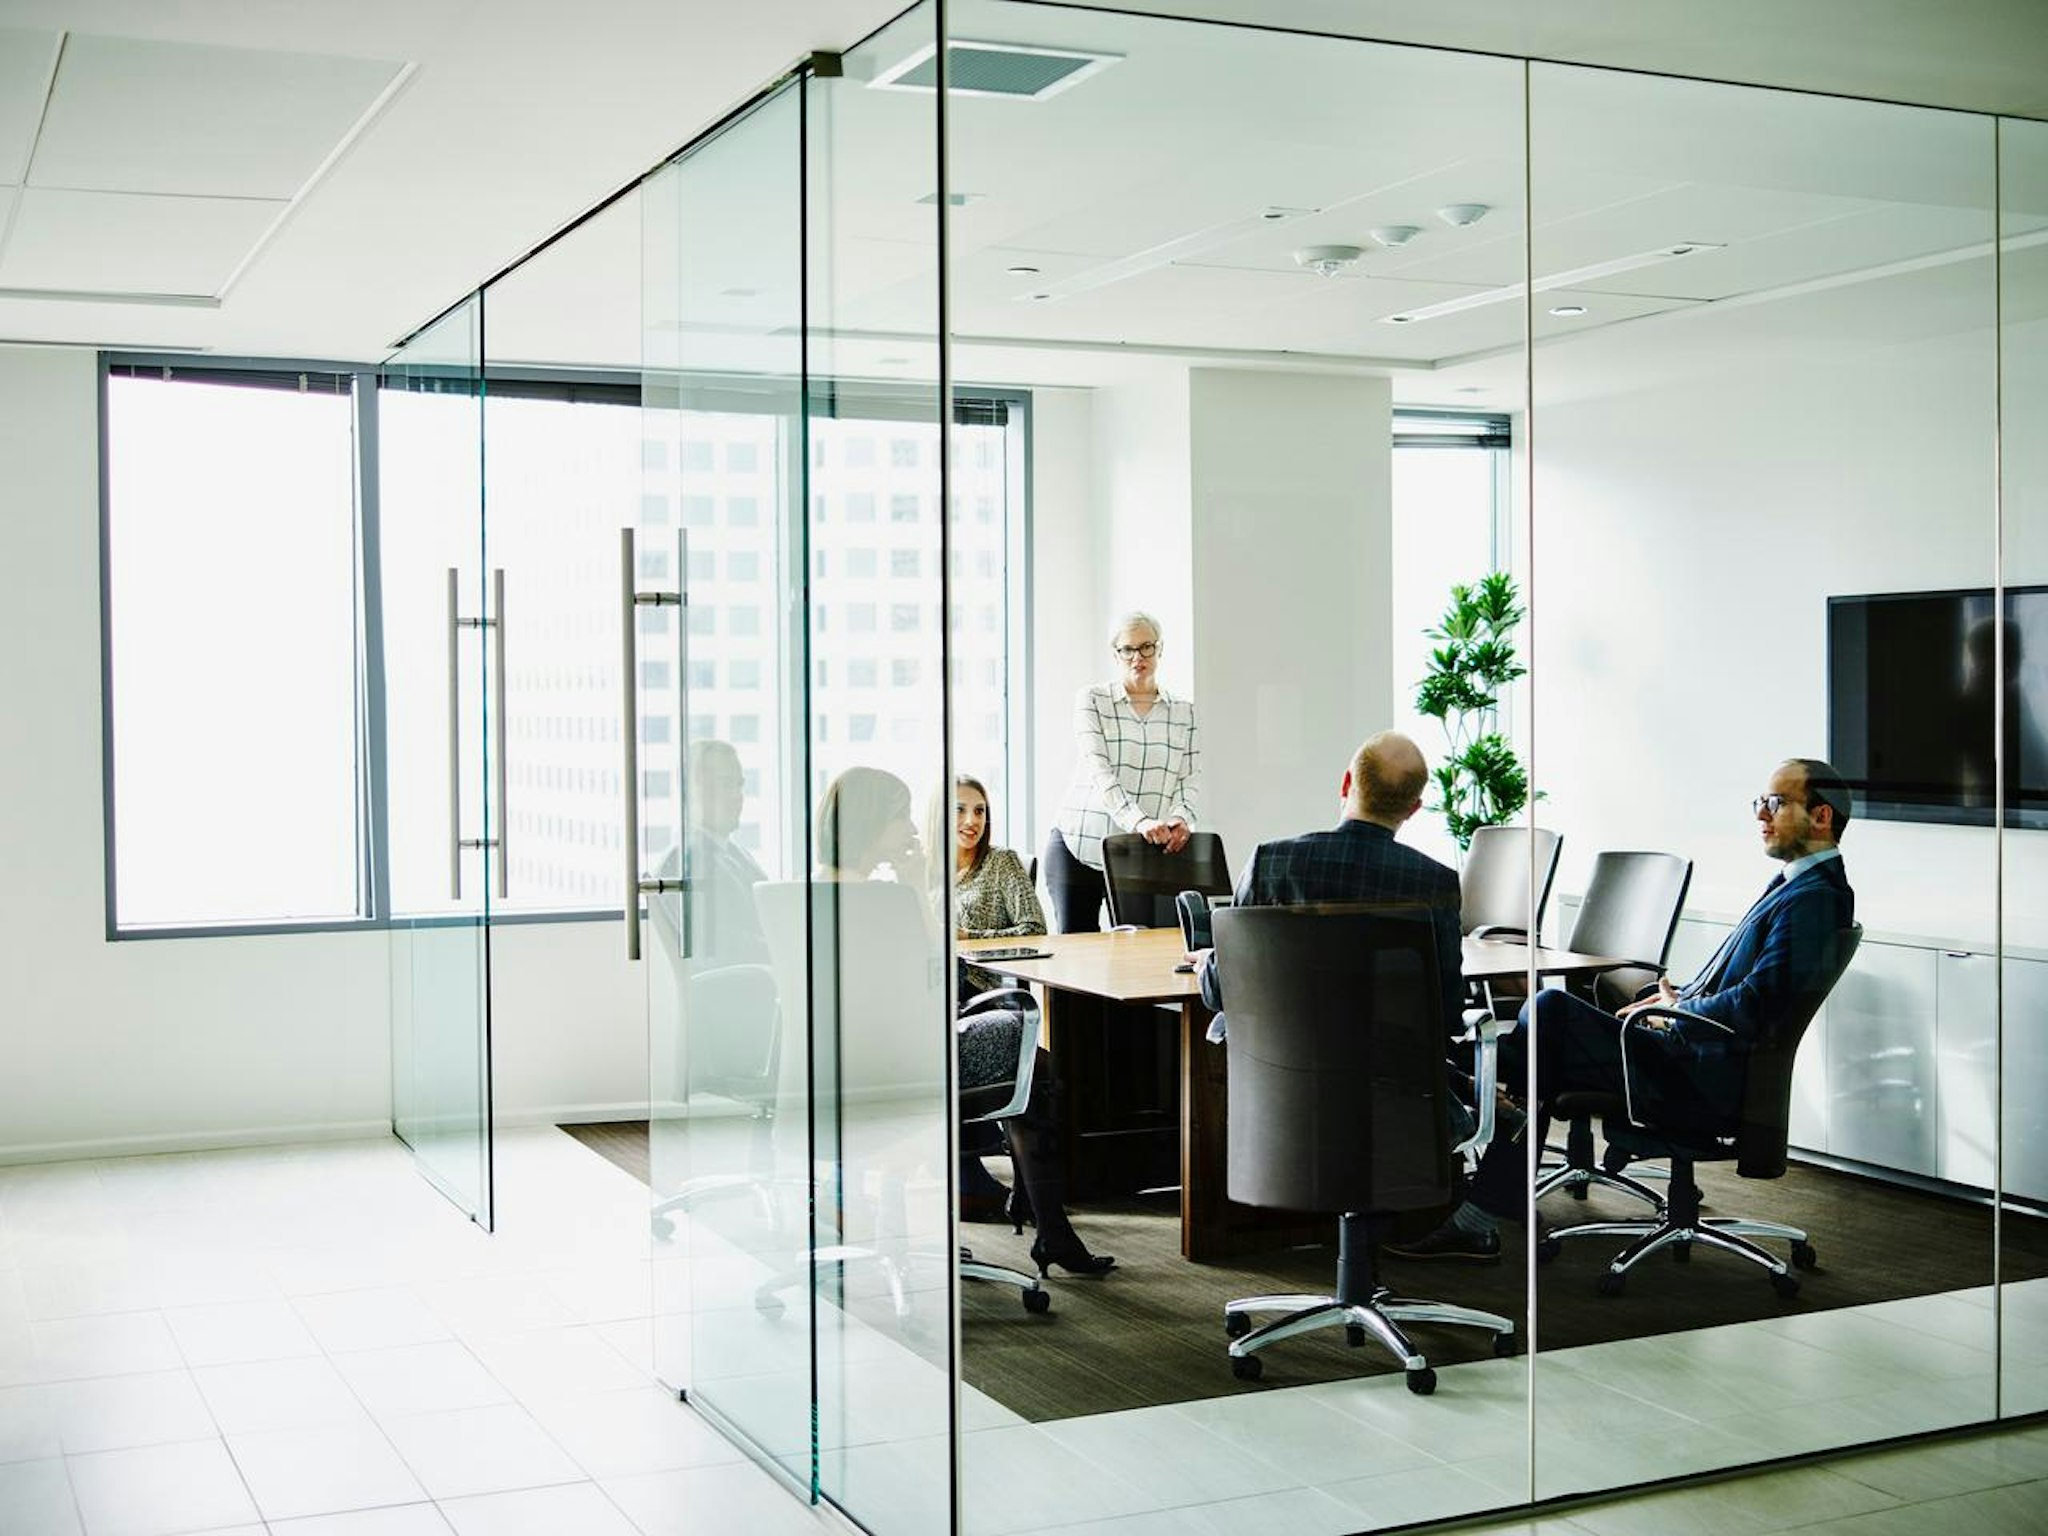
[1829,586,2048,829]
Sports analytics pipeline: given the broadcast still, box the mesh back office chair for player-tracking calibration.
[1540,925,1863,1297]
[1100,832,1232,929]
[1213,905,1516,1395]
[1461,825,1562,940]
[1536,851,1694,1211]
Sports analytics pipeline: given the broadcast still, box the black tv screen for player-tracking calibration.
[1829,587,2048,829]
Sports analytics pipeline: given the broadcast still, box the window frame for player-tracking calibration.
[99,353,1035,937]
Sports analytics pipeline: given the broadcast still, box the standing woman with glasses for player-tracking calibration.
[1045,611,1202,932]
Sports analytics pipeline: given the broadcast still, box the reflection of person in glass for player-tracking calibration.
[1045,611,1202,932]
[687,738,769,963]
[1955,617,2048,818]
[820,767,1114,1277]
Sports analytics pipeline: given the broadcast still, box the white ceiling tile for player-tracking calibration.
[29,33,403,199]
[0,29,59,184]
[0,186,283,295]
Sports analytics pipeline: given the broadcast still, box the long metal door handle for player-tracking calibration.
[674,528,690,962]
[447,566,462,902]
[622,529,642,959]
[492,567,509,901]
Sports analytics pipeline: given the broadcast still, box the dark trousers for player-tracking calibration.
[1043,829,1108,933]
[1459,989,1631,1223]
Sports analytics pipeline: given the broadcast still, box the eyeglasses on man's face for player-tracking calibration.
[1114,642,1159,660]
[1753,793,1801,817]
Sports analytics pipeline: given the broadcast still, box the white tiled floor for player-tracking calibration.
[0,1131,809,1536]
[2,1128,2043,1536]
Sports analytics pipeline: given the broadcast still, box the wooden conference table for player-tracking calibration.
[961,927,1625,1262]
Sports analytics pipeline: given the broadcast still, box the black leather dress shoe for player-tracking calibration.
[1382,1221,1502,1263]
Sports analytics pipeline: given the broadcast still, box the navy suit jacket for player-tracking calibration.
[1200,818,1466,1039]
[1675,855,1855,1043]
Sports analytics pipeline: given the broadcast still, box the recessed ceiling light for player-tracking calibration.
[1369,225,1422,249]
[1006,264,1041,275]
[1437,203,1491,227]
[917,190,986,207]
[1455,386,1486,394]
[1549,304,1588,317]
[877,355,910,365]
[1029,293,1052,301]
[721,287,757,298]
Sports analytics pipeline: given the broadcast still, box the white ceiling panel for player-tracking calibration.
[0,186,282,293]
[0,184,16,237]
[29,33,403,199]
[0,29,60,182]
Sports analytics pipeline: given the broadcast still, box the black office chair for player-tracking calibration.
[1540,924,1863,1297]
[1536,850,1694,1210]
[1461,824,1562,940]
[1100,832,1231,929]
[1212,904,1516,1395]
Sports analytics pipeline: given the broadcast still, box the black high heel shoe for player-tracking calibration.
[1006,1186,1035,1235]
[1031,1235,1115,1277]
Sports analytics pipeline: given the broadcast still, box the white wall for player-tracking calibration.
[1189,369,1394,863]
[1528,300,2048,949]
[0,345,644,1163]
[1024,387,1103,849]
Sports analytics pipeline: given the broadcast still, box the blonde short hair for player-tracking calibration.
[1109,611,1163,650]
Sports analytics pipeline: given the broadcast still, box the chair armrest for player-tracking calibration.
[1624,1004,1735,1035]
[1470,925,1529,942]
[959,985,1033,1021]
[1450,1008,1502,1171]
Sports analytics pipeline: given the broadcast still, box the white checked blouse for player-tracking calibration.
[1054,682,1202,870]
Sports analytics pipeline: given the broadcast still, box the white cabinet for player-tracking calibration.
[1828,943,1941,1178]
[1936,950,1997,1189]
[1999,955,2048,1203]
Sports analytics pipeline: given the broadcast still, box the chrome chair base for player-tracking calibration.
[1222,1288,1516,1394]
[1533,1158,1671,1212]
[1545,1213,1813,1296]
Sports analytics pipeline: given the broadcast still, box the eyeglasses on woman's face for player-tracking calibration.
[1113,642,1159,660]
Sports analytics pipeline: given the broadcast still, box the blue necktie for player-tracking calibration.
[1683,871,1787,999]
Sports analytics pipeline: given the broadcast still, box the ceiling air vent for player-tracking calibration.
[870,41,1121,100]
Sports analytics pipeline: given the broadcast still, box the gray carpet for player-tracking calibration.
[560,1121,2043,1421]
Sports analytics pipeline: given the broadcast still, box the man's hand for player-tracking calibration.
[1618,978,1680,1021]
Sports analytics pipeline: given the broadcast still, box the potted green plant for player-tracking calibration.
[1415,571,1532,852]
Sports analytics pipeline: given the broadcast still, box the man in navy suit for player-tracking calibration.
[1390,756,1857,1261]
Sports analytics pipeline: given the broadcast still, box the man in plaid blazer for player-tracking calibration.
[1197,730,1463,1043]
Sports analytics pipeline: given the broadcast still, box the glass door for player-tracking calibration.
[640,82,812,1486]
[382,295,498,1228]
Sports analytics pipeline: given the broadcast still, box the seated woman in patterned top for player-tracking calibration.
[949,773,1046,944]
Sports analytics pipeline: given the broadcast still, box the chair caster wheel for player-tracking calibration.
[1224,1310,1251,1338]
[1672,1242,1692,1263]
[1406,1367,1437,1395]
[1791,1241,1818,1270]
[1596,1271,1625,1297]
[1536,1235,1562,1263]
[1772,1271,1801,1299]
[755,1291,785,1319]
[1230,1353,1263,1382]
[1492,1332,1520,1358]
[1568,1183,1589,1200]
[1345,1324,1366,1348]
[1022,1287,1051,1315]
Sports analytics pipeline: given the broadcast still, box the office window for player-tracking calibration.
[892,549,921,579]
[891,439,919,468]
[890,493,920,523]
[105,369,360,928]
[850,658,879,688]
[730,658,761,688]
[727,495,758,527]
[687,660,716,689]
[1390,410,1511,862]
[846,491,876,522]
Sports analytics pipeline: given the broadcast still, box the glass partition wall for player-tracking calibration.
[2002,113,2048,1419]
[1525,66,2001,1495]
[379,3,2048,1530]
